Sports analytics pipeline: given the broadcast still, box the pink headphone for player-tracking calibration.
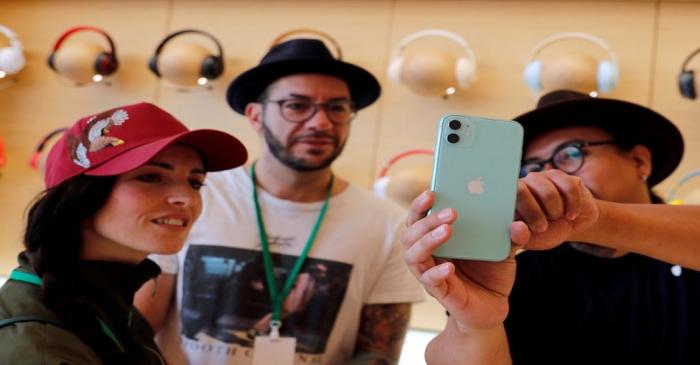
[373,149,434,197]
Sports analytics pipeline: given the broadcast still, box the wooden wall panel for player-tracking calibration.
[160,0,394,188]
[377,1,657,173]
[0,0,170,273]
[652,3,700,197]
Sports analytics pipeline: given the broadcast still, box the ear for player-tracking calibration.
[245,102,263,133]
[629,144,652,179]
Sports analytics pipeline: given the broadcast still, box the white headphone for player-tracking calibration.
[524,32,619,94]
[0,24,26,77]
[387,29,477,89]
[373,149,434,197]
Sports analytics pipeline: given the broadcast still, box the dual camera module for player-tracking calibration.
[447,119,469,144]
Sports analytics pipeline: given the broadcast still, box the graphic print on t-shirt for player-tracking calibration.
[181,245,353,354]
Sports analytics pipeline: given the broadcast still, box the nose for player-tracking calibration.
[541,161,556,171]
[167,184,199,207]
[305,106,334,129]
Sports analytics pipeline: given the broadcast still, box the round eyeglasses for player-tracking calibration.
[261,98,357,125]
[520,140,617,178]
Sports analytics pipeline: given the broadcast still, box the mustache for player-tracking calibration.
[291,131,339,144]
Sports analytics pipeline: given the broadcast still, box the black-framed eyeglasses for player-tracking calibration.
[261,98,357,125]
[520,140,617,178]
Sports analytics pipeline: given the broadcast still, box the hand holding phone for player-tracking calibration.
[430,114,523,261]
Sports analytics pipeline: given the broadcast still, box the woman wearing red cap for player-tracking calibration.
[0,103,247,364]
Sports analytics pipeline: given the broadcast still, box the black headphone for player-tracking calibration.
[47,26,118,76]
[678,47,700,99]
[149,29,224,81]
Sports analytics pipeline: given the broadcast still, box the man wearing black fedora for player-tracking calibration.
[402,90,700,364]
[138,38,424,365]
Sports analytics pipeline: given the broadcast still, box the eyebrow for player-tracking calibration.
[525,140,582,162]
[145,161,206,175]
[287,93,350,102]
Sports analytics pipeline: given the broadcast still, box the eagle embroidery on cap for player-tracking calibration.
[67,109,129,168]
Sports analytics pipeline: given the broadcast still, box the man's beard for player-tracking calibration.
[261,121,346,172]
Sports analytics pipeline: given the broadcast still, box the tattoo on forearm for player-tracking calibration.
[353,303,411,365]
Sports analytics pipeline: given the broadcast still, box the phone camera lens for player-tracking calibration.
[449,120,461,130]
[447,133,460,143]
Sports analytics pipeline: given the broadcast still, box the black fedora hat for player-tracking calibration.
[226,38,381,114]
[514,90,684,186]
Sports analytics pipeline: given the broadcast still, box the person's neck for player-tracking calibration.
[80,223,148,265]
[252,154,346,202]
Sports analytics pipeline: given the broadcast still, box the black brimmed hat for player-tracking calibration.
[226,38,381,114]
[514,90,684,186]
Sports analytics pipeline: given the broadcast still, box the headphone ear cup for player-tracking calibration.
[200,55,224,80]
[373,176,390,198]
[455,56,476,88]
[387,57,404,84]
[95,52,118,76]
[106,53,118,75]
[523,60,543,92]
[597,60,617,93]
[47,52,57,72]
[678,70,696,100]
[0,47,25,74]
[148,55,160,77]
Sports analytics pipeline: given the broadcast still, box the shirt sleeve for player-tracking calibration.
[148,253,179,275]
[366,220,426,304]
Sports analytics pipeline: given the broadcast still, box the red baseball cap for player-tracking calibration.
[44,102,248,188]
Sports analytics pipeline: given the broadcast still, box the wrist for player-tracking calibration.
[570,198,607,242]
[428,317,511,365]
[449,316,503,337]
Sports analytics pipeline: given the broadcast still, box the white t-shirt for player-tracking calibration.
[151,167,425,365]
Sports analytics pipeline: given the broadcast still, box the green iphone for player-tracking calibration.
[430,115,523,261]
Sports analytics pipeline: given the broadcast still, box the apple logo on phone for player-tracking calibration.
[467,177,485,195]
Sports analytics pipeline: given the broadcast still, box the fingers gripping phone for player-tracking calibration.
[430,115,523,261]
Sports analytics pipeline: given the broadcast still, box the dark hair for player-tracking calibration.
[23,174,127,362]
[256,84,271,103]
[24,174,116,276]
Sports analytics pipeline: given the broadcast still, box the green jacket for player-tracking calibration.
[0,253,165,365]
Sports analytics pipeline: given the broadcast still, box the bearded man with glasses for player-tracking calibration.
[402,90,700,364]
[136,38,424,365]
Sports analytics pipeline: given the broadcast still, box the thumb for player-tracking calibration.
[510,221,531,248]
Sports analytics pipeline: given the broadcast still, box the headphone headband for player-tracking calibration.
[271,28,343,60]
[0,136,5,168]
[0,24,22,50]
[527,31,618,66]
[393,29,476,61]
[667,168,700,202]
[153,29,223,59]
[29,127,68,169]
[52,26,116,57]
[377,149,434,178]
[681,47,700,72]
